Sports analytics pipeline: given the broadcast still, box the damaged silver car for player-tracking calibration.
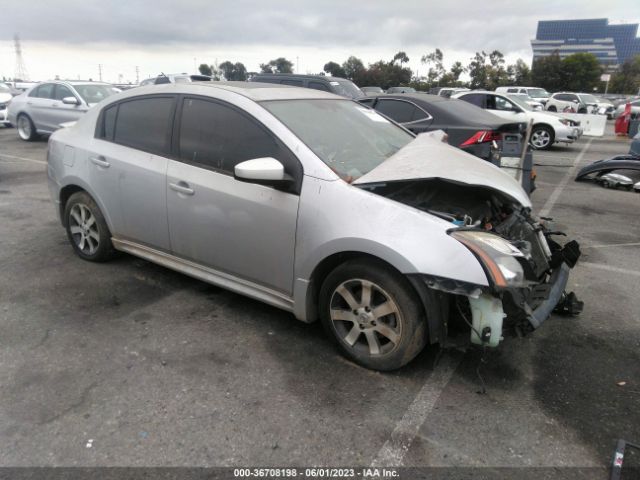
[46,82,581,371]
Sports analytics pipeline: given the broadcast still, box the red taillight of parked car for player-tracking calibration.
[460,130,502,147]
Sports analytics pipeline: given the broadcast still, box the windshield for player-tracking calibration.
[579,94,599,104]
[74,84,117,104]
[527,88,550,98]
[505,94,533,111]
[330,80,364,99]
[262,99,413,181]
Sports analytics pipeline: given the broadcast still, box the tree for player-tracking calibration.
[467,51,489,89]
[392,51,410,65]
[219,61,248,81]
[342,56,366,82]
[512,59,531,85]
[610,55,640,94]
[198,63,212,76]
[323,61,346,78]
[421,48,445,85]
[259,57,294,74]
[531,52,564,91]
[561,53,602,92]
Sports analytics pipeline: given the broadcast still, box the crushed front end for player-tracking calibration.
[370,178,583,347]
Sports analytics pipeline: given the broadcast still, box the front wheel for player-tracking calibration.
[16,114,38,141]
[530,125,554,150]
[547,105,557,112]
[319,259,428,371]
[64,191,116,262]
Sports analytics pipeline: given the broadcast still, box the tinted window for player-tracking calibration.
[357,98,375,107]
[178,98,300,181]
[98,105,117,140]
[308,81,330,92]
[34,83,55,99]
[507,88,518,93]
[281,80,303,86]
[54,85,74,101]
[459,93,484,108]
[114,97,174,154]
[556,94,571,101]
[375,99,418,123]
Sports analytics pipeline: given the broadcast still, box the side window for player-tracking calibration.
[413,106,431,121]
[507,88,518,93]
[177,97,301,187]
[54,85,74,101]
[375,99,418,123]
[308,81,330,92]
[493,96,516,111]
[28,86,40,98]
[97,104,118,140]
[555,94,570,102]
[357,98,375,107]
[281,79,303,86]
[568,94,579,102]
[459,93,484,108]
[35,83,55,99]
[113,97,175,155]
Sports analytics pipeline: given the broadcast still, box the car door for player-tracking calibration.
[26,83,56,132]
[89,95,175,251]
[166,96,301,294]
[52,84,86,127]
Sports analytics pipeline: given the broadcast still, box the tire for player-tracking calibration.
[64,191,116,262]
[16,113,38,141]
[319,258,428,371]
[578,108,587,114]
[547,105,557,112]
[530,125,554,150]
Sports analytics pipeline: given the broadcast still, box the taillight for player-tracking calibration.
[460,130,502,147]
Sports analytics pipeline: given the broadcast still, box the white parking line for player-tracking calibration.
[371,353,462,467]
[0,152,46,165]
[538,138,593,218]
[583,242,640,249]
[580,262,640,277]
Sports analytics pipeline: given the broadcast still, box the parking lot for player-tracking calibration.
[0,125,639,475]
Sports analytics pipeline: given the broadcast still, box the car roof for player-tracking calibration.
[251,73,347,82]
[113,81,339,102]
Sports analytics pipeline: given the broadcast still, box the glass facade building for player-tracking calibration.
[531,19,640,71]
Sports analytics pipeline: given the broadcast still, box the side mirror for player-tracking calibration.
[572,99,579,103]
[234,157,293,187]
[62,96,80,105]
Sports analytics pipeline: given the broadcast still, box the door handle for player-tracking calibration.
[90,155,110,168]
[169,181,195,196]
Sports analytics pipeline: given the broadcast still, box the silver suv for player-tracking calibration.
[46,82,580,370]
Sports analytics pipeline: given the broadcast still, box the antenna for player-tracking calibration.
[13,33,29,81]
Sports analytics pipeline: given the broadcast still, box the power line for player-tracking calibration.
[13,33,29,81]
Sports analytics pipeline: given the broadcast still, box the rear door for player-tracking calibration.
[27,83,56,132]
[485,94,528,123]
[166,96,301,294]
[89,95,176,250]
[373,98,432,133]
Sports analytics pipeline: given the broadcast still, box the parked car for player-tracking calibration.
[360,86,385,96]
[0,83,13,127]
[612,99,640,119]
[594,96,615,118]
[386,86,416,94]
[453,91,582,150]
[545,92,606,114]
[47,81,580,371]
[8,81,118,141]
[496,86,551,105]
[509,93,544,111]
[250,73,363,99]
[357,93,523,164]
[139,73,213,86]
[436,87,470,98]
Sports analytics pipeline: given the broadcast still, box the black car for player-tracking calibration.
[249,74,363,99]
[358,93,524,164]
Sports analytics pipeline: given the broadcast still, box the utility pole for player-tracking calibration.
[98,64,103,82]
[13,33,29,81]
[135,66,140,84]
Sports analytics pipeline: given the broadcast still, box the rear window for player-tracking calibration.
[113,97,175,155]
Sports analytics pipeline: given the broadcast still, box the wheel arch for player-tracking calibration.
[58,180,114,232]
[532,122,556,142]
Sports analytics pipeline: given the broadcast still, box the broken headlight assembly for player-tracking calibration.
[449,230,535,289]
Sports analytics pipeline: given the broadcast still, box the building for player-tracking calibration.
[531,19,640,71]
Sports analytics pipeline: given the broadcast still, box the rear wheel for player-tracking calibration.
[547,105,557,112]
[64,191,116,262]
[319,259,428,371]
[530,125,554,150]
[16,114,38,141]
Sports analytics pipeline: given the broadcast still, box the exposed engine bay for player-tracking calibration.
[359,178,583,345]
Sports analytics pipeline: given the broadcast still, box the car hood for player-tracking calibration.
[0,93,12,103]
[353,132,531,208]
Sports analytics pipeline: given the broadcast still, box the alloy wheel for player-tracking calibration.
[531,129,551,149]
[17,116,31,140]
[329,278,402,356]
[69,203,100,255]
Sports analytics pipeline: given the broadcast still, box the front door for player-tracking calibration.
[166,97,301,294]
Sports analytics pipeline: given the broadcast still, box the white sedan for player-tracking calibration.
[453,91,582,150]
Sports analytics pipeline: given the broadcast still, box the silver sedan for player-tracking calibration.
[7,81,118,141]
[46,82,581,370]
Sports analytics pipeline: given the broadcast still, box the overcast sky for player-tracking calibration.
[1,0,638,83]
